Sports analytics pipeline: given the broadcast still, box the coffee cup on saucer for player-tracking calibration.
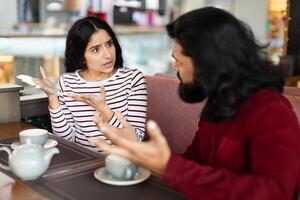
[19,129,48,146]
[105,155,138,180]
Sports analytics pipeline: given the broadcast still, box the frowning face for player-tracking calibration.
[84,29,116,75]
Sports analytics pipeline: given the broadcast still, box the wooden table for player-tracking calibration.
[0,122,46,200]
[0,122,189,200]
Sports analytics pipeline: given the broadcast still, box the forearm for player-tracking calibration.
[48,95,60,109]
[49,106,75,142]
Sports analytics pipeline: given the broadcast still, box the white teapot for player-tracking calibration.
[0,144,59,181]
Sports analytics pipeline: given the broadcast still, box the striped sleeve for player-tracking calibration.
[49,75,76,142]
[128,70,147,141]
[108,69,147,141]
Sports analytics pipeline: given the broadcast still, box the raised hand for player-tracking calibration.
[69,84,114,122]
[17,66,59,109]
[92,114,171,175]
[17,66,56,96]
[35,66,57,96]
[69,84,106,110]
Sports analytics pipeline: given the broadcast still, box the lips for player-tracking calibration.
[103,61,113,67]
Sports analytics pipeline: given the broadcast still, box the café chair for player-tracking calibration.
[145,74,204,154]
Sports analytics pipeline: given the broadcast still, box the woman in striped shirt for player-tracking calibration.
[33,17,147,152]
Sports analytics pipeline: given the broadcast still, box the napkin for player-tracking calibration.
[0,171,15,188]
[0,172,15,200]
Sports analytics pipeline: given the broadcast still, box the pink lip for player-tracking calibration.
[103,61,113,67]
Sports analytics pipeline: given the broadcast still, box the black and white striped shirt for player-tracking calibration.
[49,68,147,152]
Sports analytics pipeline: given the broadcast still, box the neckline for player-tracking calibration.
[75,68,120,84]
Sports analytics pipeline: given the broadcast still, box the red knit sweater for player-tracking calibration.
[162,89,300,200]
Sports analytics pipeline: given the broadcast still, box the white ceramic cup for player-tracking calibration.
[19,129,48,146]
[105,155,138,180]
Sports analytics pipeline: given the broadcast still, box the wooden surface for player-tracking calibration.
[0,122,105,200]
[0,122,47,200]
[0,122,33,139]
[0,122,189,200]
[11,182,47,200]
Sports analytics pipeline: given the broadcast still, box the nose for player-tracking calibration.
[102,46,111,58]
[171,62,178,71]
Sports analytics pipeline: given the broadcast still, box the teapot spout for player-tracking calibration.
[44,147,60,167]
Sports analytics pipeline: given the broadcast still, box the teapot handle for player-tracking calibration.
[0,147,11,171]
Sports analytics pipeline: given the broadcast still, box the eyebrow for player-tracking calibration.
[89,44,100,50]
[89,39,113,50]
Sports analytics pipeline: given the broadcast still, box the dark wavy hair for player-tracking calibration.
[64,16,123,72]
[167,7,284,122]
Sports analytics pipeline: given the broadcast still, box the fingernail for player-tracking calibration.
[147,120,157,129]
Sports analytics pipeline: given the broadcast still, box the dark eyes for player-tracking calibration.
[107,40,114,47]
[91,47,99,53]
[91,40,113,53]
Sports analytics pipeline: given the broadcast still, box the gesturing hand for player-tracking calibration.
[94,111,138,142]
[69,84,106,111]
[92,113,171,175]
[17,66,57,97]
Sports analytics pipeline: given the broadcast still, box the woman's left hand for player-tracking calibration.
[69,84,106,111]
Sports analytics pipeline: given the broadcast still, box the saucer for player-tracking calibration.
[94,167,151,186]
[11,139,58,150]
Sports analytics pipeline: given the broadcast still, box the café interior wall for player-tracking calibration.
[234,0,268,43]
[0,0,17,26]
[181,0,205,14]
[180,0,268,44]
[0,0,268,43]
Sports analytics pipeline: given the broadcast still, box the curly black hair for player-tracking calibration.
[167,7,284,122]
[64,16,123,72]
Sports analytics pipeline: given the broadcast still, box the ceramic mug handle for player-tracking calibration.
[0,147,11,171]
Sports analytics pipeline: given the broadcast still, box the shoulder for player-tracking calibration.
[59,71,82,86]
[243,89,292,113]
[60,71,78,80]
[118,67,144,75]
[118,67,145,81]
[241,89,299,136]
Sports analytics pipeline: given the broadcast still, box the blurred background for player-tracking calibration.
[0,0,299,97]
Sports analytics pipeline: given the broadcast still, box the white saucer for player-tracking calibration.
[11,139,58,149]
[94,167,151,186]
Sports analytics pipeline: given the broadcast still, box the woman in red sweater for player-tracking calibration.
[93,7,300,200]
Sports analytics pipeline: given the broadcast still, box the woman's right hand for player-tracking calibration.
[35,66,60,109]
[32,66,57,97]
[18,66,60,109]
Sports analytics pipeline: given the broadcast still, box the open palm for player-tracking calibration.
[69,84,106,110]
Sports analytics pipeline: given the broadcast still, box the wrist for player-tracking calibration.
[48,95,60,109]
[48,95,57,100]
